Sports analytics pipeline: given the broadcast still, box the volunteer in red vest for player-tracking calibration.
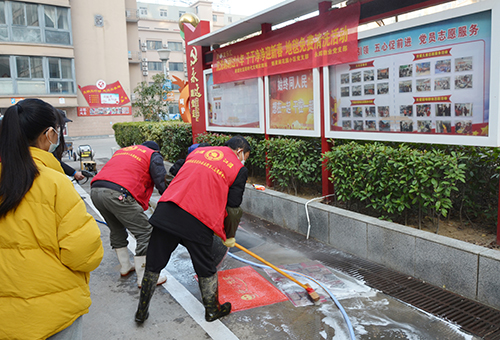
[135,136,250,324]
[90,141,167,287]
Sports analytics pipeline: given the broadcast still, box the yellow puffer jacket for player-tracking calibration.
[0,147,104,340]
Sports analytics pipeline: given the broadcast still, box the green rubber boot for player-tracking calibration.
[135,271,159,323]
[199,274,231,322]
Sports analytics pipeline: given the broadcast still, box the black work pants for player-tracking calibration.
[145,227,216,278]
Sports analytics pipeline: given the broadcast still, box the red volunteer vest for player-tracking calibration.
[159,146,243,240]
[91,145,155,210]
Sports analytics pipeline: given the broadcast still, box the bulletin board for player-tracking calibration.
[204,69,265,134]
[266,68,321,137]
[324,1,500,146]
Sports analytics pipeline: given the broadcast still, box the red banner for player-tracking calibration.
[351,99,375,106]
[212,2,360,84]
[413,48,452,61]
[413,95,452,104]
[349,60,375,70]
[77,106,131,116]
[78,81,130,107]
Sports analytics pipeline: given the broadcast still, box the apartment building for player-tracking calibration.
[136,1,244,115]
[0,0,243,136]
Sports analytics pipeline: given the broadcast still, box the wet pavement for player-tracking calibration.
[69,136,482,339]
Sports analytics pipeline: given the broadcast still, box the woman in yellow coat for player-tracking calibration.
[0,99,104,339]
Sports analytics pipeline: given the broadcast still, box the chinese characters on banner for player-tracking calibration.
[78,81,130,107]
[188,45,203,122]
[77,106,131,116]
[329,10,491,139]
[212,2,360,84]
[269,69,314,130]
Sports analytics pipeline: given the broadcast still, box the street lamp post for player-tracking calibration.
[157,47,171,78]
[157,47,171,120]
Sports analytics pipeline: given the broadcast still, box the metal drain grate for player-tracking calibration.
[244,215,500,340]
[309,250,500,339]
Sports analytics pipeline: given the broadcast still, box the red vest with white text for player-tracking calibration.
[91,145,155,210]
[159,146,243,240]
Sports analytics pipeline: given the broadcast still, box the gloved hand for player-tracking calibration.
[223,237,235,247]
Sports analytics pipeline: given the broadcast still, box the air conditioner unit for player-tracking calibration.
[141,47,147,52]
[125,10,131,18]
[184,72,188,77]
[141,42,147,47]
[143,71,148,76]
[141,58,147,62]
[142,66,148,71]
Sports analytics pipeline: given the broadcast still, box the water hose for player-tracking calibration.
[235,243,320,302]
[228,251,356,340]
[305,194,335,239]
[95,214,355,338]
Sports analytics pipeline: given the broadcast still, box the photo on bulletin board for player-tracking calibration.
[266,68,321,137]
[203,69,264,134]
[324,2,499,147]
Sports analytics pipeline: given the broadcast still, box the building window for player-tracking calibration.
[148,61,162,71]
[179,11,185,18]
[0,55,75,95]
[139,7,147,16]
[2,2,71,45]
[160,9,167,17]
[169,105,180,114]
[0,55,10,77]
[213,14,217,22]
[11,2,41,42]
[45,6,71,44]
[169,62,183,72]
[228,17,232,23]
[146,40,162,50]
[48,57,74,94]
[172,83,181,91]
[195,6,198,14]
[168,41,183,51]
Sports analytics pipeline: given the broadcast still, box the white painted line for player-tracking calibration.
[77,181,239,340]
[161,271,240,340]
[73,181,104,220]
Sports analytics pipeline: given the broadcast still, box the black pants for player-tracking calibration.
[145,227,216,278]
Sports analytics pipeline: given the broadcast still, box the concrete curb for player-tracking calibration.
[241,184,500,310]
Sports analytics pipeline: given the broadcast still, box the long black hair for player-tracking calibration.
[0,99,58,218]
[53,109,67,160]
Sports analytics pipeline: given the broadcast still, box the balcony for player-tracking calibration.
[128,50,141,63]
[125,9,140,22]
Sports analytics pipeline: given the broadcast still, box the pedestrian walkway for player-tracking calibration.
[73,136,482,339]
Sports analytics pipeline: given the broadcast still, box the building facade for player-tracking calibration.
[136,1,244,116]
[0,0,243,137]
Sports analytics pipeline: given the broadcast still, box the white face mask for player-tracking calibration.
[46,127,60,153]
[238,149,245,165]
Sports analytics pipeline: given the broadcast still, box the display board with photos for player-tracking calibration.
[203,69,264,133]
[326,4,497,146]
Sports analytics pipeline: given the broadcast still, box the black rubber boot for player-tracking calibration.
[135,271,159,323]
[199,274,231,322]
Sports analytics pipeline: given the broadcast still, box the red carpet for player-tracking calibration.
[217,266,289,312]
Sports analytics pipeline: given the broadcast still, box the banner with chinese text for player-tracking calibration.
[327,9,492,146]
[78,81,130,107]
[77,106,131,116]
[213,3,360,84]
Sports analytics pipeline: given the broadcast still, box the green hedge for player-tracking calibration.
[113,121,192,162]
[195,133,321,192]
[323,142,466,224]
[112,122,499,227]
